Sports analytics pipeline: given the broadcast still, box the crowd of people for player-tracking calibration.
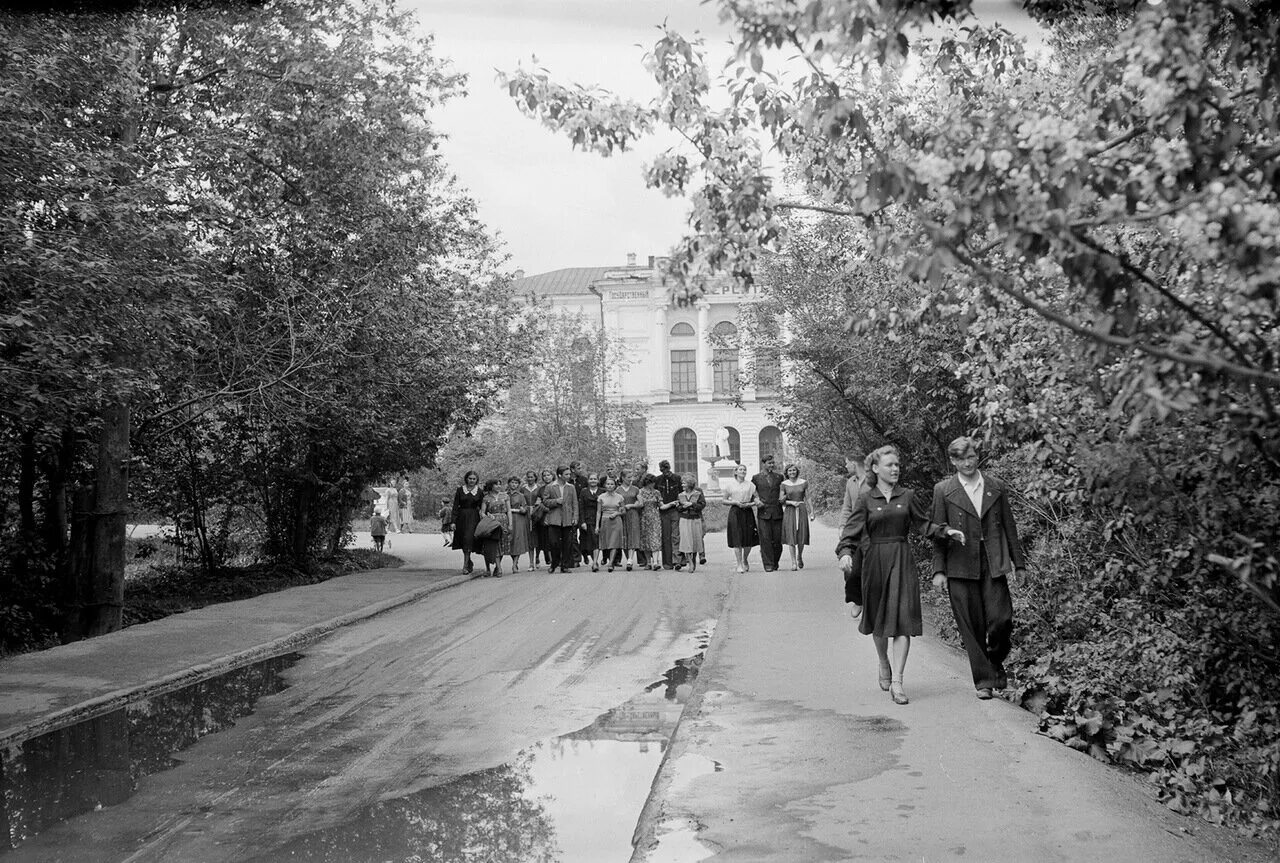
[434,436,1025,709]
[441,455,811,579]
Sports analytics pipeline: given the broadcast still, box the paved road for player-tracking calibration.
[4,527,1273,862]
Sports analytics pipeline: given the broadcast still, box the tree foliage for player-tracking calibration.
[1,0,523,648]
[501,0,1280,833]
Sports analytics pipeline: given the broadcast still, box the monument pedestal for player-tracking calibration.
[704,458,739,496]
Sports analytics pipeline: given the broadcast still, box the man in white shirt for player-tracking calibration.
[930,437,1025,699]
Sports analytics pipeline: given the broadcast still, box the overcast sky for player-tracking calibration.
[406,1,1040,277]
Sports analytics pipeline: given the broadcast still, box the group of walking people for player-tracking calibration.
[445,454,817,579]
[836,437,1025,707]
[446,460,709,578]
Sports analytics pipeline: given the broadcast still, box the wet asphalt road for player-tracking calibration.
[5,540,729,863]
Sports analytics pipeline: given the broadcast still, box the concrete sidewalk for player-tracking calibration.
[632,526,1275,862]
[0,532,470,747]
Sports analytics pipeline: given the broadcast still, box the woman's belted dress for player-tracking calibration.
[835,485,948,638]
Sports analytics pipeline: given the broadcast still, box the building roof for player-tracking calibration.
[513,266,625,297]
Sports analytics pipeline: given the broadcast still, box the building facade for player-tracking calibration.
[513,254,789,486]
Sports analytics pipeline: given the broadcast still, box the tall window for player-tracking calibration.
[673,428,698,478]
[759,425,783,467]
[670,349,697,397]
[711,321,739,397]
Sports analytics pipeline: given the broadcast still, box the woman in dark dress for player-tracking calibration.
[836,445,962,705]
[451,469,483,574]
[534,467,556,569]
[723,463,759,573]
[578,472,604,572]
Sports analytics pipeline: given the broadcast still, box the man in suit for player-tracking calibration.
[931,437,1025,699]
[543,465,580,573]
[655,460,683,569]
[752,454,784,571]
[837,453,866,613]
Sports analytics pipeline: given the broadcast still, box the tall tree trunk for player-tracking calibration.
[15,428,37,583]
[42,426,75,569]
[67,401,131,640]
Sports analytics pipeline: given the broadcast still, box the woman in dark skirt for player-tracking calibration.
[534,467,556,569]
[578,472,604,572]
[723,463,759,573]
[451,469,484,574]
[836,445,962,705]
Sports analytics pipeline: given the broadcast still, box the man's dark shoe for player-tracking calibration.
[976,688,994,700]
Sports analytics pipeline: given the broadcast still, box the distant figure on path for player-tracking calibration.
[370,512,389,552]
[478,478,510,577]
[520,470,544,570]
[596,476,626,572]
[637,474,663,570]
[751,454,784,571]
[506,476,531,572]
[722,463,759,573]
[542,465,579,573]
[396,474,413,533]
[437,499,454,547]
[578,472,604,572]
[619,468,643,571]
[780,462,810,570]
[677,473,706,572]
[931,437,1025,700]
[837,445,961,705]
[655,460,683,569]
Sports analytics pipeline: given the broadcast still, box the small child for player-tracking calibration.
[438,502,454,547]
[370,512,389,552]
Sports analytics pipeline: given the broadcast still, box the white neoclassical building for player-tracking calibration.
[513,254,790,484]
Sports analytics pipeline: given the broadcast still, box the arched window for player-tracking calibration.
[711,321,739,397]
[758,426,783,467]
[673,428,698,478]
[670,322,695,337]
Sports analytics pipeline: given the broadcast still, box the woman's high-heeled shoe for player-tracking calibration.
[878,663,892,691]
[890,679,909,705]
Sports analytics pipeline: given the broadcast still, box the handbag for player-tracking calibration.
[474,514,502,539]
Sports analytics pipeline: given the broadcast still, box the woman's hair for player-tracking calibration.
[734,463,748,476]
[864,445,899,486]
[641,474,656,487]
[603,475,617,488]
[783,462,800,479]
[463,470,479,485]
[681,472,697,487]
[507,476,521,485]
[541,468,555,481]
[482,478,500,493]
[525,469,538,481]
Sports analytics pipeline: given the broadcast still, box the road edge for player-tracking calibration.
[0,570,476,748]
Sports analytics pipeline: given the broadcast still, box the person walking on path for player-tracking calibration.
[370,511,390,552]
[837,445,962,705]
[838,453,868,614]
[637,474,664,570]
[533,468,556,569]
[478,479,511,577]
[542,465,579,573]
[752,454,784,571]
[451,470,484,575]
[677,473,706,572]
[780,463,811,570]
[931,436,1025,700]
[437,499,454,548]
[655,460,684,569]
[721,463,759,573]
[578,472,604,572]
[505,476,531,573]
[520,470,544,570]
[596,476,626,572]
[618,468,643,571]
[396,474,413,533]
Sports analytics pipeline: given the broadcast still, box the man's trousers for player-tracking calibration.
[947,553,1014,689]
[757,516,782,570]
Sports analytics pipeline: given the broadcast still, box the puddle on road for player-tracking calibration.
[255,649,709,863]
[0,652,301,851]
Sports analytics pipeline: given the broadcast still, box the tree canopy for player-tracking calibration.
[501,0,1280,833]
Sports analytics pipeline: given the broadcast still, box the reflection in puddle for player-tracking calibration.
[257,650,708,863]
[0,653,301,850]
[648,755,724,863]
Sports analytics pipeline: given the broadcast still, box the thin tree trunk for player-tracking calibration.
[16,428,37,582]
